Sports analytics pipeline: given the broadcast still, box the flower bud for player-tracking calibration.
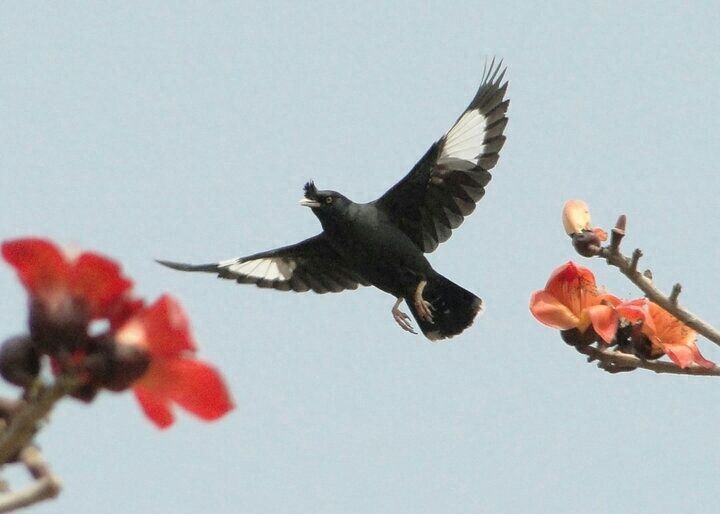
[571,231,603,257]
[560,327,596,348]
[0,335,41,387]
[70,383,99,403]
[28,298,90,355]
[562,200,592,235]
[82,337,150,392]
[100,343,150,392]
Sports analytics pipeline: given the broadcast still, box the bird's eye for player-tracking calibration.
[325,196,334,204]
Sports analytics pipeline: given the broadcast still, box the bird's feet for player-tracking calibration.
[392,297,417,334]
[414,280,434,323]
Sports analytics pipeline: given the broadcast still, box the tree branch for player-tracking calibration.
[590,215,720,348]
[0,446,61,513]
[0,377,77,466]
[577,344,720,376]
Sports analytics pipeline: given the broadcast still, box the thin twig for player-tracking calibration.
[0,445,61,513]
[629,249,641,274]
[668,284,682,305]
[577,344,720,376]
[19,446,53,481]
[0,476,61,513]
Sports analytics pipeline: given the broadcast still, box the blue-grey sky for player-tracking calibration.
[2,2,720,513]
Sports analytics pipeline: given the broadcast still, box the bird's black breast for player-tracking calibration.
[320,203,433,297]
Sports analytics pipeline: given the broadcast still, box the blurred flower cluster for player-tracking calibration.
[1,238,233,428]
[529,201,714,369]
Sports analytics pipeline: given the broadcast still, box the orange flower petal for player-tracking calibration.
[118,294,233,428]
[1,238,68,297]
[545,261,597,291]
[584,304,618,344]
[597,293,622,308]
[529,290,579,330]
[131,295,196,356]
[134,386,174,429]
[592,227,608,242]
[3,237,136,326]
[645,303,694,347]
[160,359,234,421]
[618,300,714,368]
[544,261,603,317]
[70,253,133,318]
[663,342,715,369]
[135,358,234,427]
[616,298,648,321]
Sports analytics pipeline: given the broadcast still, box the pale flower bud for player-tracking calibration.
[562,199,592,235]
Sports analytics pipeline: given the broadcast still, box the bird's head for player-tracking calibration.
[300,181,351,221]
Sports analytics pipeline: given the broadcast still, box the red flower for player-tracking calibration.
[2,238,138,352]
[115,295,234,429]
[3,237,233,428]
[530,261,620,344]
[2,238,133,322]
[617,299,715,369]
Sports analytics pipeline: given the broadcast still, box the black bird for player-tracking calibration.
[158,60,509,340]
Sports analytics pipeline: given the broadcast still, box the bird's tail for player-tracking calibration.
[405,274,483,341]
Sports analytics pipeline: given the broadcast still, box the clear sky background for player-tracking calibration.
[2,2,720,513]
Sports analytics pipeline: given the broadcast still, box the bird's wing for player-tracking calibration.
[373,59,509,253]
[157,234,370,294]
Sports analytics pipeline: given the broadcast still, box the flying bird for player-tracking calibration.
[158,60,509,340]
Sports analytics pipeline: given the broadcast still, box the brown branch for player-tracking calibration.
[0,382,71,512]
[577,344,720,376]
[0,446,61,513]
[0,476,61,513]
[592,215,720,348]
[0,377,77,466]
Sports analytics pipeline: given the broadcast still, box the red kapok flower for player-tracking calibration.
[617,299,715,369]
[530,261,620,344]
[2,238,133,321]
[115,295,234,429]
[2,238,138,352]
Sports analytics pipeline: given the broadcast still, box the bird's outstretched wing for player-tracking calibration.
[373,59,509,253]
[158,234,370,294]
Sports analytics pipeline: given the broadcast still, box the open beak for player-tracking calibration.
[299,198,321,208]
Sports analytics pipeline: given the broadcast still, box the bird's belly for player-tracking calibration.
[331,230,431,297]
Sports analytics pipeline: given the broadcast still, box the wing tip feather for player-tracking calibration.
[156,259,220,273]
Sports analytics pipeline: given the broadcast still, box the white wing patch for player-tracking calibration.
[219,256,297,281]
[437,108,487,167]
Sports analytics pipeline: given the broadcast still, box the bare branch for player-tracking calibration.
[0,446,61,513]
[0,377,77,466]
[0,476,61,513]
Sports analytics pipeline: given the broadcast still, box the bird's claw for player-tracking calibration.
[414,280,434,323]
[392,298,417,334]
[393,310,417,334]
[416,299,434,323]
